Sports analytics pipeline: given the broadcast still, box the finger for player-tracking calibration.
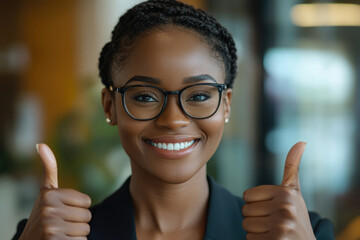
[37,143,58,189]
[243,185,280,202]
[64,222,90,237]
[58,188,92,208]
[242,216,270,233]
[242,201,274,217]
[281,141,306,189]
[61,205,92,223]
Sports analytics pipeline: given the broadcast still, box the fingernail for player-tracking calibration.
[36,144,40,154]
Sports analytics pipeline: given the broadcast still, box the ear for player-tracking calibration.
[101,88,117,125]
[223,88,232,121]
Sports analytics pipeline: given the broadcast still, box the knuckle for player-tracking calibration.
[86,210,92,222]
[273,225,287,237]
[242,204,248,216]
[279,204,297,219]
[274,220,296,237]
[43,225,58,237]
[84,195,92,206]
[77,223,91,236]
[242,218,250,230]
[243,190,249,201]
[41,206,57,219]
[285,225,296,236]
[287,188,298,198]
[80,209,92,222]
[84,223,91,235]
[279,188,297,203]
[73,190,91,206]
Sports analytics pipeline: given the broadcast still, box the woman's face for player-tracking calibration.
[102,26,232,184]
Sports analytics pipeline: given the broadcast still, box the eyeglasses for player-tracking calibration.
[107,83,229,121]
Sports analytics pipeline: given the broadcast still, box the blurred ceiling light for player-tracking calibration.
[291,3,360,27]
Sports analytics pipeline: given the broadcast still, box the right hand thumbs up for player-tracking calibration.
[37,144,58,189]
[20,144,92,240]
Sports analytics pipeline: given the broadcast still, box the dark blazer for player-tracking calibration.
[13,176,335,239]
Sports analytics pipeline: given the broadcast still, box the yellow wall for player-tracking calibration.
[19,0,78,136]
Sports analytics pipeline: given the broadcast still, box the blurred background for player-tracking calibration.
[1,0,359,239]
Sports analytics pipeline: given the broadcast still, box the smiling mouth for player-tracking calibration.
[150,140,195,151]
[144,138,199,151]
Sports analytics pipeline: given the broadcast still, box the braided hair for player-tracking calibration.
[99,0,237,88]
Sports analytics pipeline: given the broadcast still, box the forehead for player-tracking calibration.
[111,26,225,87]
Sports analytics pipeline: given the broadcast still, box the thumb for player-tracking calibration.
[281,141,306,189]
[36,143,58,189]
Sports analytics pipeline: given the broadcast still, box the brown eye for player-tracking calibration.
[187,93,211,102]
[132,93,159,103]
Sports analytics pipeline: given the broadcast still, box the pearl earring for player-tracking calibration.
[106,118,111,123]
[225,118,229,123]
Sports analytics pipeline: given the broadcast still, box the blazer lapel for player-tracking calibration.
[88,177,137,240]
[204,176,247,240]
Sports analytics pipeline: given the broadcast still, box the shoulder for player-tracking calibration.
[11,219,27,240]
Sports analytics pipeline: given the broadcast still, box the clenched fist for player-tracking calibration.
[19,144,92,240]
[242,142,315,240]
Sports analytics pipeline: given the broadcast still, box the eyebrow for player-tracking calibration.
[125,76,161,85]
[183,74,217,84]
[125,74,217,85]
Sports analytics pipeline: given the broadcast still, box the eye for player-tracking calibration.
[187,92,211,102]
[133,93,159,103]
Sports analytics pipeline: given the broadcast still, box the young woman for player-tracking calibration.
[13,0,334,239]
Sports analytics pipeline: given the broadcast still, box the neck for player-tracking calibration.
[129,165,209,235]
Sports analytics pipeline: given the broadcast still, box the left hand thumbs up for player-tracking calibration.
[281,141,306,189]
[242,142,316,240]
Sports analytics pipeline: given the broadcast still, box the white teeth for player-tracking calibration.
[150,140,195,151]
[168,143,174,150]
[174,143,180,150]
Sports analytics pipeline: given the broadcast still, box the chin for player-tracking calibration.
[134,157,207,185]
[153,170,201,184]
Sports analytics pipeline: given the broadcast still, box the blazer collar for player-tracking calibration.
[89,176,246,240]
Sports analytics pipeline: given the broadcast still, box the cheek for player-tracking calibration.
[114,100,148,159]
[117,119,153,164]
[200,110,225,157]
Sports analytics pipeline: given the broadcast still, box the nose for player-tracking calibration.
[155,95,191,130]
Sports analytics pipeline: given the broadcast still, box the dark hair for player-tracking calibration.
[98,0,237,88]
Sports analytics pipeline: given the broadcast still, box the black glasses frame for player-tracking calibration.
[107,83,229,121]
